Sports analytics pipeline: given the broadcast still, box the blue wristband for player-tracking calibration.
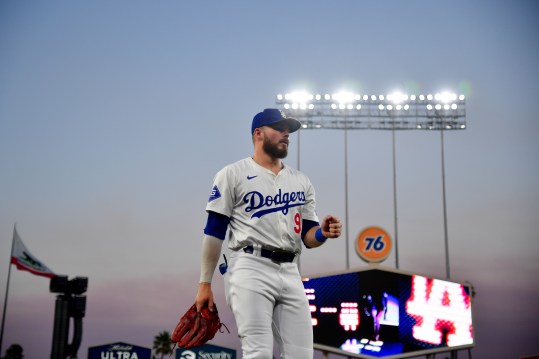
[315,228,327,243]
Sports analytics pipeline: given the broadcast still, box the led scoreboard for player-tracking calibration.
[303,267,474,358]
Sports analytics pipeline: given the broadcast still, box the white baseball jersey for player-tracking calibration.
[206,157,319,254]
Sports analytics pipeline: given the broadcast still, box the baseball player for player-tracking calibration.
[195,108,342,358]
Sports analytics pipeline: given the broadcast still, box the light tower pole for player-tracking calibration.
[343,113,350,270]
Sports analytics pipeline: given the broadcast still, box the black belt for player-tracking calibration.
[243,245,296,263]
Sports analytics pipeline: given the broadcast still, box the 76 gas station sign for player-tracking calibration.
[356,226,392,263]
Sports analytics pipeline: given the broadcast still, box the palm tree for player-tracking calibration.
[2,344,24,359]
[153,330,173,359]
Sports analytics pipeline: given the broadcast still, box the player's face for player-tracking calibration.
[261,124,290,159]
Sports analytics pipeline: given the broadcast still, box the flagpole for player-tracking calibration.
[0,225,16,356]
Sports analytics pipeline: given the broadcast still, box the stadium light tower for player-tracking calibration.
[276,90,466,277]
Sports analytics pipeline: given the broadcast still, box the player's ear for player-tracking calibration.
[253,127,263,139]
[251,128,259,144]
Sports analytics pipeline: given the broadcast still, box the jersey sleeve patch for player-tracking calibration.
[208,185,222,202]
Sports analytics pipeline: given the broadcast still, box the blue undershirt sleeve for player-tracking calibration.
[302,219,320,248]
[204,211,230,240]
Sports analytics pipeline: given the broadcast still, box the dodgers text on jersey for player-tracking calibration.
[243,188,306,218]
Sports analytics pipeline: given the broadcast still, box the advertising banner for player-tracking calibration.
[175,343,236,359]
[88,342,151,359]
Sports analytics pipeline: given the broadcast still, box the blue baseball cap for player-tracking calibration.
[251,108,301,134]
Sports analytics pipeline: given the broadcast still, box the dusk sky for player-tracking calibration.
[1,1,538,358]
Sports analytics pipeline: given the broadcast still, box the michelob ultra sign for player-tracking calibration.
[302,267,474,358]
[88,342,151,359]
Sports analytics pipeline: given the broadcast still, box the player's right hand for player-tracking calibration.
[195,282,215,312]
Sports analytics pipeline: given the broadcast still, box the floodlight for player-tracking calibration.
[451,104,458,110]
[389,92,405,104]
[427,104,433,110]
[277,94,284,101]
[459,94,465,101]
[332,91,355,103]
[371,95,377,101]
[410,95,417,101]
[387,105,393,111]
[325,94,331,100]
[427,94,434,101]
[315,94,322,100]
[378,104,384,110]
[437,91,456,103]
[363,95,369,101]
[419,94,425,101]
[286,91,311,103]
[435,104,442,110]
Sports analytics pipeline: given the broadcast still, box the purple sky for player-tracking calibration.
[1,0,538,358]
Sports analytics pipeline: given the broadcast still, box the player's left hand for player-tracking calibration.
[321,215,342,238]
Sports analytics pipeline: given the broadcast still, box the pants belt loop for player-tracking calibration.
[252,243,262,257]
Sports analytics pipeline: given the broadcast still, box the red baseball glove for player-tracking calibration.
[171,303,229,349]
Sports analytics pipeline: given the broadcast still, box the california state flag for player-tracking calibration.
[11,226,55,278]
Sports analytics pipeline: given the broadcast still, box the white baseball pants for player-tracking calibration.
[224,248,313,359]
